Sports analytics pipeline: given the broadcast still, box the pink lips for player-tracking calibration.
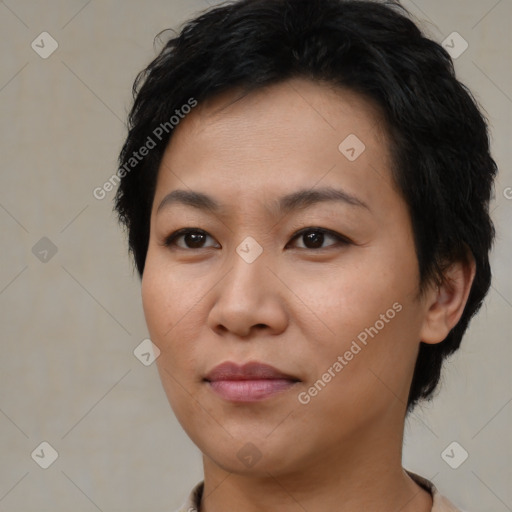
[204,361,300,402]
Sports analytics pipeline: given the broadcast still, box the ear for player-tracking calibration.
[419,255,476,344]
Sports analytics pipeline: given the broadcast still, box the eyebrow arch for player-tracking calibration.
[156,186,370,215]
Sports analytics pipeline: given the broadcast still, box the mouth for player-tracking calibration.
[204,361,301,402]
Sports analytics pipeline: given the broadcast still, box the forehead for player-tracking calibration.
[153,77,397,213]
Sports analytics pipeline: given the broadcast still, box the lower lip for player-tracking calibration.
[207,379,297,402]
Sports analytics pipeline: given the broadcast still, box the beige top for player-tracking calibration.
[174,471,464,511]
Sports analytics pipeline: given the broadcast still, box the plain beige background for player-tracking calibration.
[0,1,510,511]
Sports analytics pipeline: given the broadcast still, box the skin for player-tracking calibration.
[141,77,475,512]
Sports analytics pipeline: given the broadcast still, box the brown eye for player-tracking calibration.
[288,228,351,250]
[163,227,350,251]
[164,229,219,249]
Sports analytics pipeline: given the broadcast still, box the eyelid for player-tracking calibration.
[287,227,352,249]
[162,228,219,249]
[162,226,352,250]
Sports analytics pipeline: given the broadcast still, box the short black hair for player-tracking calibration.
[114,0,497,413]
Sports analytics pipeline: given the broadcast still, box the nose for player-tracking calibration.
[207,245,288,339]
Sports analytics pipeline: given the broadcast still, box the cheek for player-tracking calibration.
[141,251,208,382]
[141,251,199,342]
[288,241,421,393]
[287,249,414,342]
[141,267,171,342]
[142,257,205,419]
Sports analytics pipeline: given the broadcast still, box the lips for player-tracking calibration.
[204,361,300,402]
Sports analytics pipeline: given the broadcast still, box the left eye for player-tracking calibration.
[287,228,350,250]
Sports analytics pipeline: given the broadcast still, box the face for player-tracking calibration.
[142,78,431,478]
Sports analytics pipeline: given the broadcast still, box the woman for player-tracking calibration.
[114,0,497,510]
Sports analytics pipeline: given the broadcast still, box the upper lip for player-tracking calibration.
[204,361,300,382]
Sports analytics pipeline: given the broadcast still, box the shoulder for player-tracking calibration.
[176,475,469,512]
[406,470,467,512]
[173,481,204,512]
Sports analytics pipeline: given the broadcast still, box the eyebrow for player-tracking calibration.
[156,186,370,215]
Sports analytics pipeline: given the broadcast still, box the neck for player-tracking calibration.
[199,409,432,512]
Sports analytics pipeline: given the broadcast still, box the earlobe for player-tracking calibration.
[419,256,476,344]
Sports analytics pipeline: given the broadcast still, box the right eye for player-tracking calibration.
[163,228,220,250]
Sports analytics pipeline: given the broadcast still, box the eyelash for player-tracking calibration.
[162,227,352,251]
